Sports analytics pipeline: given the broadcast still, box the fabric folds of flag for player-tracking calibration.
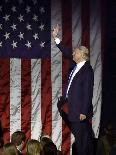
[0,0,103,155]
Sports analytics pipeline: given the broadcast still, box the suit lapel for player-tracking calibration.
[73,61,89,79]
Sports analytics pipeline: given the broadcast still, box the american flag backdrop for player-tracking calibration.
[0,0,103,154]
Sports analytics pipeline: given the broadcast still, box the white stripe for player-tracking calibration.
[72,0,82,48]
[51,0,62,150]
[31,59,42,140]
[90,0,102,138]
[71,0,82,152]
[10,58,21,137]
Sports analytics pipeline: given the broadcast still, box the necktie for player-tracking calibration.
[65,65,77,98]
[68,66,77,82]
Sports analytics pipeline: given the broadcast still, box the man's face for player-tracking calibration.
[72,48,82,63]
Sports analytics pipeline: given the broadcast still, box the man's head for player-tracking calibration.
[11,131,26,151]
[72,46,89,63]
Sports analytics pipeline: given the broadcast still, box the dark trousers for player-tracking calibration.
[71,119,93,155]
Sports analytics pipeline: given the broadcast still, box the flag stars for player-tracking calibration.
[25,6,31,13]
[39,23,44,31]
[26,24,32,30]
[18,32,24,40]
[39,7,45,14]
[32,14,38,22]
[25,41,31,48]
[11,40,17,49]
[18,14,24,22]
[33,33,39,40]
[3,14,10,22]
[0,41,2,47]
[11,23,17,31]
[40,41,45,48]
[4,32,10,40]
[11,6,17,12]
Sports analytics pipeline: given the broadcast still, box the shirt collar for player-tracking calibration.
[77,60,86,69]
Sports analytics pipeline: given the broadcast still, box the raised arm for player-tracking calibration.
[52,25,72,59]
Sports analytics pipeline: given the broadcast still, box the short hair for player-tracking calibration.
[11,131,26,146]
[78,46,90,60]
[26,139,41,155]
[3,143,18,155]
[42,141,57,155]
[40,136,53,150]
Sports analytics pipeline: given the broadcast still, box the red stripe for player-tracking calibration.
[81,0,90,48]
[21,59,31,140]
[61,0,72,154]
[0,59,10,143]
[41,59,52,136]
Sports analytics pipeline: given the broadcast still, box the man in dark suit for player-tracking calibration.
[52,25,94,155]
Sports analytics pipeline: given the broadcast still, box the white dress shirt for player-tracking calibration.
[66,61,86,98]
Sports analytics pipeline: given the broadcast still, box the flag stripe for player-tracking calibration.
[72,0,82,47]
[71,0,82,151]
[90,0,102,138]
[21,59,31,140]
[61,0,72,154]
[51,0,62,150]
[41,59,52,136]
[0,59,10,143]
[81,0,90,47]
[31,59,42,140]
[10,59,21,136]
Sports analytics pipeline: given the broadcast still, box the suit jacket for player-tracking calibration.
[57,43,94,122]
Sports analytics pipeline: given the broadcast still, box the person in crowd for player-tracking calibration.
[11,131,26,155]
[40,134,63,155]
[96,123,116,155]
[3,142,18,155]
[42,141,57,155]
[26,139,41,155]
[52,25,94,155]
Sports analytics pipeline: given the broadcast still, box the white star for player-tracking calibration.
[11,23,17,31]
[11,6,17,12]
[0,24,2,29]
[11,40,17,49]
[4,32,10,40]
[18,14,24,22]
[19,0,23,4]
[39,7,45,14]
[25,6,31,13]
[32,14,38,22]
[33,33,39,40]
[39,23,44,31]
[18,32,24,40]
[0,41,2,47]
[40,41,45,48]
[32,0,37,5]
[25,41,31,48]
[26,24,32,30]
[0,6,2,11]
[3,14,10,21]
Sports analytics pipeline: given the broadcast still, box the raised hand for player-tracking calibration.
[52,24,60,38]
